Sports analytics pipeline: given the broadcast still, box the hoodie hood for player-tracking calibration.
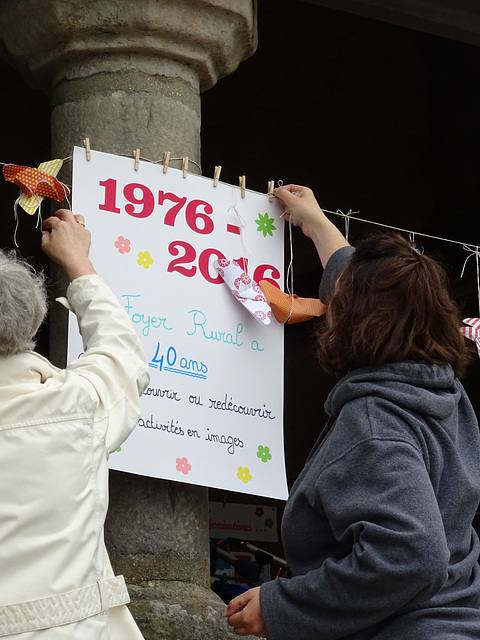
[325,362,460,423]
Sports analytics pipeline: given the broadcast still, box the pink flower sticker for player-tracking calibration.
[114,236,131,254]
[176,457,191,475]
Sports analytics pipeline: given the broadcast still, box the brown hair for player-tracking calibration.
[318,232,470,378]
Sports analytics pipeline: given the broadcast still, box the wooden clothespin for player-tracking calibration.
[133,148,140,171]
[83,138,91,161]
[268,180,275,202]
[162,151,170,173]
[182,157,189,178]
[239,175,246,198]
[213,165,222,187]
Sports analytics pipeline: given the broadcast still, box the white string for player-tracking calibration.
[338,209,358,242]
[228,186,250,260]
[324,208,476,249]
[461,245,480,317]
[13,200,19,248]
[285,217,296,322]
[274,180,295,319]
[323,207,480,314]
[150,155,202,172]
[285,217,294,297]
[35,201,43,231]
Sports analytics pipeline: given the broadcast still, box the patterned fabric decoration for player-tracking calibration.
[259,279,327,324]
[3,159,69,215]
[213,258,272,325]
[461,318,480,357]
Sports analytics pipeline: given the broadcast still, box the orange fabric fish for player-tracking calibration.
[259,279,327,324]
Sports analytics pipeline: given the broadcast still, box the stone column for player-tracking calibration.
[0,1,257,638]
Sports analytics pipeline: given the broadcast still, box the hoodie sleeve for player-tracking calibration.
[259,413,450,639]
[63,274,150,453]
[319,245,355,303]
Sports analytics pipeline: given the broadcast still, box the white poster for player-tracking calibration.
[70,147,288,499]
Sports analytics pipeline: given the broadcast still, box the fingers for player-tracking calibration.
[229,625,253,636]
[43,209,85,228]
[224,587,267,637]
[275,183,304,194]
[223,592,249,617]
[274,184,310,204]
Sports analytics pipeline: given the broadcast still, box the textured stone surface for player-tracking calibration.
[128,582,241,640]
[0,0,257,92]
[106,472,210,589]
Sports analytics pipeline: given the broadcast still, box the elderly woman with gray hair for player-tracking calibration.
[0,208,150,639]
[0,252,47,356]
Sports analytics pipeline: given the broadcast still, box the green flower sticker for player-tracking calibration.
[237,466,253,484]
[137,250,153,269]
[257,445,272,463]
[265,518,274,529]
[255,212,276,237]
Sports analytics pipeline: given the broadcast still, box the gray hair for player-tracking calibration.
[0,250,48,356]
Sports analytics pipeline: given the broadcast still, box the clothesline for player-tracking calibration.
[324,208,479,251]
[323,208,480,319]
[2,154,479,274]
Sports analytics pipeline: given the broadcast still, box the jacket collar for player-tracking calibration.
[0,351,56,386]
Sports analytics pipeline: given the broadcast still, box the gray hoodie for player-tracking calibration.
[260,248,480,639]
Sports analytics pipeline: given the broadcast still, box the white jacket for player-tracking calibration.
[0,275,150,639]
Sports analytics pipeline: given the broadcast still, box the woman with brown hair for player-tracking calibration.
[224,185,480,639]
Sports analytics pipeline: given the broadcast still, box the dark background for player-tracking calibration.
[201,0,480,485]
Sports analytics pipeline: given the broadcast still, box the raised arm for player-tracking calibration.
[42,208,149,452]
[274,184,350,269]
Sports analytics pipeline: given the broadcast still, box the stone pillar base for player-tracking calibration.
[129,582,249,640]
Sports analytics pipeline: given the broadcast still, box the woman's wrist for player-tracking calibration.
[63,258,96,282]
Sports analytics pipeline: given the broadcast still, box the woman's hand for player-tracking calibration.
[223,587,268,637]
[42,209,96,281]
[274,184,326,239]
[275,183,350,268]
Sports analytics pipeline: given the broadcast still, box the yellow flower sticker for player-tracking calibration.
[237,466,252,484]
[137,250,153,269]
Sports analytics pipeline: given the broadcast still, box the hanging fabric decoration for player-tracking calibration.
[3,159,69,214]
[259,279,327,324]
[459,246,480,358]
[213,258,272,325]
[2,159,69,247]
[461,318,480,357]
[213,259,327,326]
